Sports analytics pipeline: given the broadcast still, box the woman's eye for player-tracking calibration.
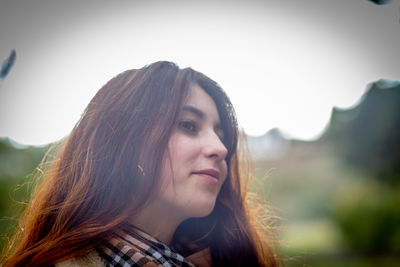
[178,120,197,133]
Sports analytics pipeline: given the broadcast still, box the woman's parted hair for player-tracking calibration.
[2,61,279,266]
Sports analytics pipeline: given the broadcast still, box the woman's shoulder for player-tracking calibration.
[55,250,106,267]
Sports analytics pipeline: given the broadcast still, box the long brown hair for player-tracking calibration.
[2,61,281,266]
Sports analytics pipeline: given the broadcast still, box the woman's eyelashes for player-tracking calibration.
[178,119,225,142]
[178,120,197,134]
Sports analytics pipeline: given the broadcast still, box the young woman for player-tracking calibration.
[2,61,281,266]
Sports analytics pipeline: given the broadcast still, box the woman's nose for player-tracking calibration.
[203,132,228,160]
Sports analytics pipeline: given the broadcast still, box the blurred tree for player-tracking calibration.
[322,80,400,257]
[322,80,400,185]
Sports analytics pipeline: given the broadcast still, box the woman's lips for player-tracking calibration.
[192,169,220,184]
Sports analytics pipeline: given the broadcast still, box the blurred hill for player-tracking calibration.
[247,128,291,160]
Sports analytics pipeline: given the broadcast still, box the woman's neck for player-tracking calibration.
[130,200,187,245]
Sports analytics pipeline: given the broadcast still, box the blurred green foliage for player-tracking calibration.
[0,138,48,251]
[333,185,400,255]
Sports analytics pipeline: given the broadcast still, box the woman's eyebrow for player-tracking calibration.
[182,105,205,119]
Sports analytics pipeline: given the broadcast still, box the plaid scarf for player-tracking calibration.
[97,225,195,267]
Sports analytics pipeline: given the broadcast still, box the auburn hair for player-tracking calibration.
[2,61,281,266]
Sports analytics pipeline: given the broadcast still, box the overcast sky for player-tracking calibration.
[1,0,399,146]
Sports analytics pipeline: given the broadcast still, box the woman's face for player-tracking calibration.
[159,83,228,219]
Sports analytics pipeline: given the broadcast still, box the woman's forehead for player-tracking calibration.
[183,84,220,121]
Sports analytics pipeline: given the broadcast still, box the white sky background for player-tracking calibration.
[0,0,399,146]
